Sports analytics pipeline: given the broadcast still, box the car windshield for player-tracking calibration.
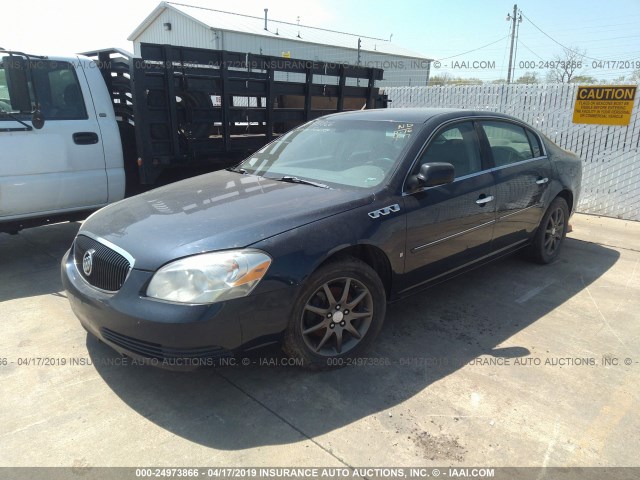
[237,118,416,188]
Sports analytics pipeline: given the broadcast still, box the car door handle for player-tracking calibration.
[73,132,99,145]
[536,177,549,185]
[476,195,494,205]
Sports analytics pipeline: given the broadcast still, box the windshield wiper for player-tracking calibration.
[0,109,33,132]
[278,176,330,189]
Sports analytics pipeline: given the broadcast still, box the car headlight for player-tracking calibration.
[146,249,272,304]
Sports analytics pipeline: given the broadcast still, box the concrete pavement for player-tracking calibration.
[1,214,638,467]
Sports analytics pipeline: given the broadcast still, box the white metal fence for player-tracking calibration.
[383,84,640,221]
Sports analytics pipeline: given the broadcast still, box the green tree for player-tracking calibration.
[569,75,597,84]
[516,71,539,84]
[428,73,453,86]
[428,74,484,86]
[450,77,484,85]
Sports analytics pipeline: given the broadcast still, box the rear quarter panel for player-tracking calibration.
[542,135,582,215]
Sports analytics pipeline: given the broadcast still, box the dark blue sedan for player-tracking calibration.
[62,108,582,369]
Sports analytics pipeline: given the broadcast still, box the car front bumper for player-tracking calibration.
[61,249,294,369]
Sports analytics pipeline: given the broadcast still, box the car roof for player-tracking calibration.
[325,108,525,124]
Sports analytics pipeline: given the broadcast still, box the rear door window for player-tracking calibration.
[526,129,543,158]
[481,121,534,167]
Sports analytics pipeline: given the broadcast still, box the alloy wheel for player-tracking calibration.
[544,207,565,255]
[300,277,374,356]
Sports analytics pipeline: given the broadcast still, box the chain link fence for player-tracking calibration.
[383,84,640,221]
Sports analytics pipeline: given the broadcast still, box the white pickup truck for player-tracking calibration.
[0,52,124,232]
[0,44,386,233]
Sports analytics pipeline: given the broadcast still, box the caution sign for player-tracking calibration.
[573,85,636,126]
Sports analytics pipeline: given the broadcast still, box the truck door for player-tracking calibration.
[0,56,108,220]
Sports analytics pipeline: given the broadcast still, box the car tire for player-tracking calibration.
[527,196,570,264]
[283,256,386,370]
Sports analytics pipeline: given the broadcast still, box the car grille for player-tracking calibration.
[74,235,131,292]
[101,328,231,362]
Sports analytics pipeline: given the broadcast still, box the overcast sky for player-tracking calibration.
[3,0,639,81]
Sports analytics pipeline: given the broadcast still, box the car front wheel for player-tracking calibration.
[283,257,386,369]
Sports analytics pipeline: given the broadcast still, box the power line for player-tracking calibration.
[513,43,640,61]
[527,15,640,31]
[546,22,640,34]
[518,41,545,61]
[520,11,607,62]
[516,40,640,62]
[435,35,510,61]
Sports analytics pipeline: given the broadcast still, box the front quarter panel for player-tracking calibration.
[249,190,407,300]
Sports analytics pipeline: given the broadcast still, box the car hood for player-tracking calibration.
[80,171,374,270]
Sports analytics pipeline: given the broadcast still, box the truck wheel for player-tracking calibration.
[527,197,569,264]
[283,257,386,369]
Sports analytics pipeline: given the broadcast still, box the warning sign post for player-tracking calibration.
[572,85,636,126]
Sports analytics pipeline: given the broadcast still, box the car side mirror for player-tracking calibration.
[2,56,32,113]
[31,109,45,129]
[409,162,455,190]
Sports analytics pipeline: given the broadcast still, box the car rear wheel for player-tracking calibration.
[528,197,569,264]
[283,257,386,369]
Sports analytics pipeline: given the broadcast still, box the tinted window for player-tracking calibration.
[0,65,12,112]
[526,129,543,157]
[415,121,481,178]
[31,61,87,120]
[0,59,32,114]
[0,59,86,119]
[481,121,533,167]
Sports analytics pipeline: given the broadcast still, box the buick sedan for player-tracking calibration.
[61,108,582,369]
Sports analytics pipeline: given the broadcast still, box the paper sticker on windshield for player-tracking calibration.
[302,119,335,133]
[387,123,414,140]
[309,120,335,131]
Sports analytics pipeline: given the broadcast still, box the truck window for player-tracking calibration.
[1,59,87,119]
[0,64,14,113]
[31,61,88,120]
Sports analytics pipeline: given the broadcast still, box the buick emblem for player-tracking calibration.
[82,249,96,276]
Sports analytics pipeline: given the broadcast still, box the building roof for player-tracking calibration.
[128,2,432,60]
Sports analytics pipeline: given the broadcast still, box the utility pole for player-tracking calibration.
[506,4,522,83]
[357,38,362,87]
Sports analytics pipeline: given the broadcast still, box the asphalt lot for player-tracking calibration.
[1,213,638,467]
